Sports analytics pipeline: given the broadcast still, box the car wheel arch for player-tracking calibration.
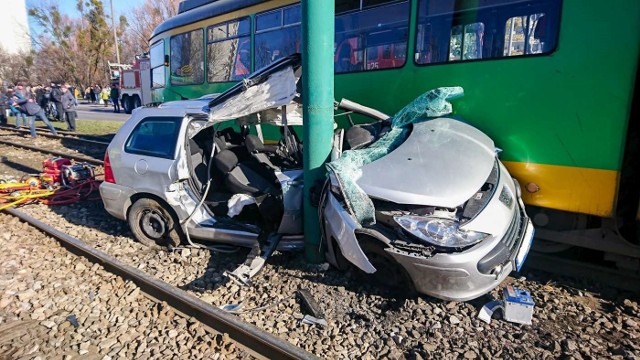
[354,228,416,292]
[126,192,185,247]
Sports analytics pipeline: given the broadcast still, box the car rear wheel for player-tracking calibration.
[358,237,415,293]
[128,198,182,248]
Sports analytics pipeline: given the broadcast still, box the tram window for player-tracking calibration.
[256,10,282,31]
[336,0,403,13]
[334,1,410,73]
[207,18,251,83]
[415,0,561,65]
[170,29,204,85]
[150,40,165,88]
[255,4,301,69]
[504,14,547,56]
[152,67,165,88]
[284,6,301,25]
[449,23,485,61]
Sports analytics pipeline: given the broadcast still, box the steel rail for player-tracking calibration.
[0,138,104,166]
[3,207,318,360]
[0,126,111,146]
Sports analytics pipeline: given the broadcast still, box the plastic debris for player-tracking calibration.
[301,314,328,327]
[66,314,80,328]
[219,303,244,313]
[477,300,503,324]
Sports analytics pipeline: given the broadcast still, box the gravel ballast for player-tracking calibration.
[0,213,249,359]
[1,145,639,359]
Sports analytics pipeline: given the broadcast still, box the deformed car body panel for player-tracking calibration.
[324,155,533,301]
[323,193,376,274]
[357,118,496,208]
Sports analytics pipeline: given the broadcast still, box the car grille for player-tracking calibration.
[504,205,526,258]
[477,204,527,274]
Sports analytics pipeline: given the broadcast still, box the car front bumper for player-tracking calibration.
[387,204,533,301]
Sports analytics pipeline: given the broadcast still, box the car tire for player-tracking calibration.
[128,198,183,248]
[358,237,415,293]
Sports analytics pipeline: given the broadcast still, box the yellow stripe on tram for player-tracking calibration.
[503,161,619,218]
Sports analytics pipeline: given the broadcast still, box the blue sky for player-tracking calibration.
[29,0,139,36]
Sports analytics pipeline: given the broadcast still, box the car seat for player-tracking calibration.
[213,150,279,197]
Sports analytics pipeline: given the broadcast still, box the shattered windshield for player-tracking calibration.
[327,86,464,225]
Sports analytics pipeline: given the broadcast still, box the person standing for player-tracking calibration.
[93,84,101,104]
[61,85,77,132]
[14,96,58,138]
[101,86,110,107]
[88,86,96,104]
[7,89,28,128]
[110,84,121,113]
[50,84,64,121]
[0,91,8,125]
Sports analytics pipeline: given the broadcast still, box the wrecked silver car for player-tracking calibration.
[100,54,534,301]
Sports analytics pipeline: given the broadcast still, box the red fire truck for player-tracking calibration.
[108,55,152,114]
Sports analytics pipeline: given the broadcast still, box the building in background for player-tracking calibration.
[0,0,31,54]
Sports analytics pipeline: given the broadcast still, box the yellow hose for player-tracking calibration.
[0,189,55,210]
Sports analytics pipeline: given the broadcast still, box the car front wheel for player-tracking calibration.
[128,198,182,248]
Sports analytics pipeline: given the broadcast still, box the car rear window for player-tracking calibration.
[125,117,183,159]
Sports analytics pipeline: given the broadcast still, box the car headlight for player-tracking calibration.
[394,215,489,248]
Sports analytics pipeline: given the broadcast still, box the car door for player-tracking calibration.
[119,111,185,197]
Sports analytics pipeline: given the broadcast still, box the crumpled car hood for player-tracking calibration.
[357,118,497,208]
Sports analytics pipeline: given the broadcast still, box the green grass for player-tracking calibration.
[45,119,124,136]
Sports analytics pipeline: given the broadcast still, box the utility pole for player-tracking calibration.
[110,0,121,64]
[302,0,335,262]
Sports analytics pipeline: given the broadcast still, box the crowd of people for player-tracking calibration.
[0,83,77,138]
[84,84,121,113]
[0,81,123,138]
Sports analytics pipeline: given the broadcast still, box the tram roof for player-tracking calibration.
[152,0,267,39]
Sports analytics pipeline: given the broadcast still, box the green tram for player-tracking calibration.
[149,0,640,260]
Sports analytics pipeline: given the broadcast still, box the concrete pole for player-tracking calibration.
[302,0,334,262]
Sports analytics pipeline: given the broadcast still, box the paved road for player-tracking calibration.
[75,102,130,122]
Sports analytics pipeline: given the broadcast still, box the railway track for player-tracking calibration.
[0,138,103,166]
[2,207,317,360]
[0,125,111,146]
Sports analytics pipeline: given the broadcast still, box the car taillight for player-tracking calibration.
[104,152,115,183]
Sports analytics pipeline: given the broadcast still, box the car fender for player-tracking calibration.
[324,193,376,273]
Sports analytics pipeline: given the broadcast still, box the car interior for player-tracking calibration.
[187,122,303,228]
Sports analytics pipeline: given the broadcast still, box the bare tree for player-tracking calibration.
[0,46,36,86]
[28,0,115,88]
[120,0,180,60]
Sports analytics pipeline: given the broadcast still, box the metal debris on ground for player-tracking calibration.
[301,315,328,327]
[296,289,324,319]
